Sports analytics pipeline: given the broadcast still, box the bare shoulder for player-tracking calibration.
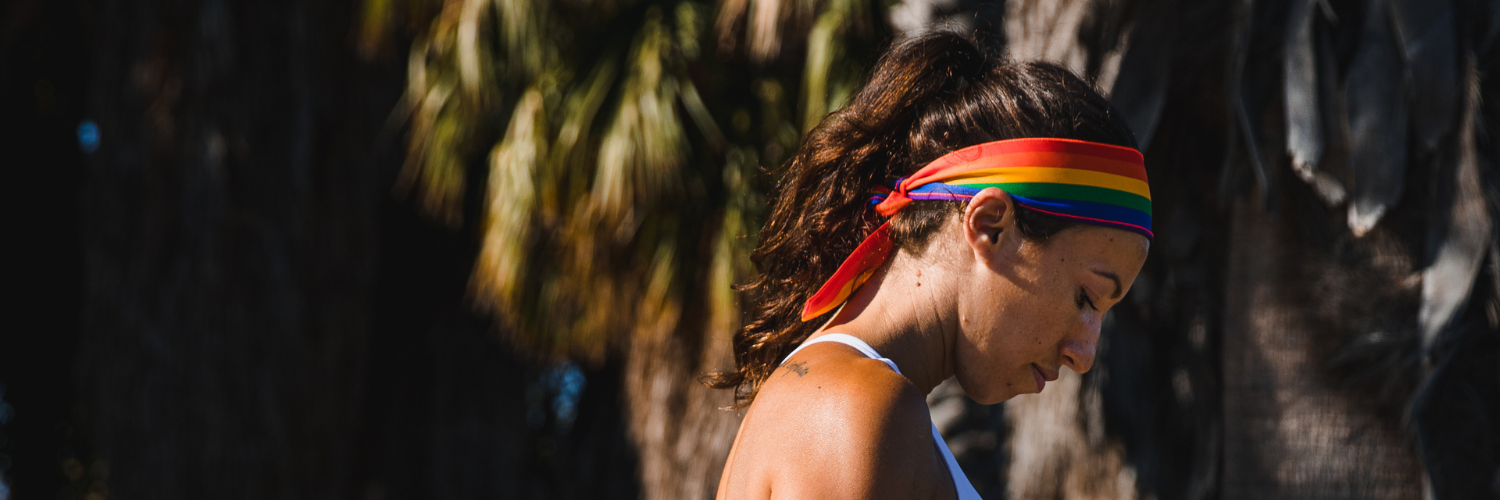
[718,343,950,500]
[761,342,925,425]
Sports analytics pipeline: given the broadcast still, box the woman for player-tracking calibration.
[710,31,1151,499]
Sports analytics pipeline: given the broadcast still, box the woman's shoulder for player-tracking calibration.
[759,341,926,421]
[725,342,947,499]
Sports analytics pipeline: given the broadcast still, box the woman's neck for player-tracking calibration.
[814,249,962,395]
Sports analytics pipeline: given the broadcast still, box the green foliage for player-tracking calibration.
[383,0,890,362]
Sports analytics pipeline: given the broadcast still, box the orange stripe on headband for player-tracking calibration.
[800,137,1149,321]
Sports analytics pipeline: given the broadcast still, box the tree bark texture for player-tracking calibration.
[621,226,743,499]
[1221,196,1425,500]
[624,327,740,500]
[1003,369,1140,500]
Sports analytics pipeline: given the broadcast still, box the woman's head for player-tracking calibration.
[709,30,1145,405]
[941,187,1149,403]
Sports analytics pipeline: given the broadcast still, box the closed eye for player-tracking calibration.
[1076,288,1098,312]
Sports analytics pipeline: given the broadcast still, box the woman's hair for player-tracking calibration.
[708,31,1137,406]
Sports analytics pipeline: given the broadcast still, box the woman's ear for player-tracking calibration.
[963,187,1018,253]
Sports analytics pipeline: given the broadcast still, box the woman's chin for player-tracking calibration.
[978,391,1019,405]
[959,379,1018,405]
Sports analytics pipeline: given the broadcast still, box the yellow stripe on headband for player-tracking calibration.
[949,168,1152,199]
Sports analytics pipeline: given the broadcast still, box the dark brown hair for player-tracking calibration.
[708,31,1137,406]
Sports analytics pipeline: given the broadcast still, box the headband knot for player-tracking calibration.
[873,177,913,216]
[800,137,1151,322]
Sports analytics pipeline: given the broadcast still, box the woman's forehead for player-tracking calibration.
[1050,226,1150,268]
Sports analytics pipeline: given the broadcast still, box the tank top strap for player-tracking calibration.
[933,423,983,499]
[781,333,901,374]
[779,332,983,500]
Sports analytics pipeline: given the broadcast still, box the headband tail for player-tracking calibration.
[800,222,895,321]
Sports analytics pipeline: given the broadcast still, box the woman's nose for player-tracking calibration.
[1059,336,1096,373]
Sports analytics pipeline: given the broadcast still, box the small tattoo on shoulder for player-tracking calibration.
[783,361,809,377]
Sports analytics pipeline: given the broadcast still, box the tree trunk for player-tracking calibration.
[624,327,740,500]
[1220,196,1424,500]
[622,230,744,500]
[1003,370,1140,500]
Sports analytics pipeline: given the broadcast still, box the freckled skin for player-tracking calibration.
[950,189,1148,404]
[717,188,1149,499]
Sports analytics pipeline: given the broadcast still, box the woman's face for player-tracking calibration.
[952,200,1149,404]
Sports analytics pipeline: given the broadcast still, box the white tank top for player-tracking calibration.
[781,333,984,500]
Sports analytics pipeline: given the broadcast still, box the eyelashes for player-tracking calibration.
[1076,288,1099,312]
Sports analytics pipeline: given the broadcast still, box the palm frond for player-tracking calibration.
[395,0,503,226]
[1106,0,1179,149]
[389,0,889,363]
[1345,0,1409,236]
[595,7,688,220]
[473,88,546,315]
[801,3,844,132]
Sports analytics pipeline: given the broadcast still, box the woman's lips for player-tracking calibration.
[1032,364,1046,392]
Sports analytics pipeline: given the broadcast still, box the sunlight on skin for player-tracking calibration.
[717,188,1149,500]
[953,189,1149,404]
[816,187,1149,403]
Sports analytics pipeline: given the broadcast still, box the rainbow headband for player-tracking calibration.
[800,137,1151,321]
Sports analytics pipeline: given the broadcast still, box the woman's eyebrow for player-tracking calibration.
[1093,270,1122,300]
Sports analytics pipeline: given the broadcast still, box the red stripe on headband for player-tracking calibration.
[941,152,1148,181]
[922,137,1144,170]
[800,222,895,321]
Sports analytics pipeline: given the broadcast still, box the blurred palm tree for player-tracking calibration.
[368,0,1500,498]
[361,0,893,496]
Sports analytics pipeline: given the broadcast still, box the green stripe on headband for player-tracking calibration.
[960,182,1153,215]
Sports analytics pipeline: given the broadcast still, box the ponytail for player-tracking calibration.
[708,31,1136,406]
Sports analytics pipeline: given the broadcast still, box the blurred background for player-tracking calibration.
[2,0,1498,499]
